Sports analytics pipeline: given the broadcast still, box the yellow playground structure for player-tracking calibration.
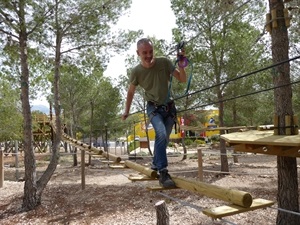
[127,109,219,142]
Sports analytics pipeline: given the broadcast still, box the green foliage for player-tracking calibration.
[194,139,206,145]
[128,141,140,152]
[0,80,23,141]
[184,138,193,146]
[171,0,271,126]
[210,134,220,143]
[168,142,175,147]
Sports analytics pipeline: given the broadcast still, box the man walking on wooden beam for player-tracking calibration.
[122,38,187,188]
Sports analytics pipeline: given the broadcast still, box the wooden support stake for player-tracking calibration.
[155,200,169,225]
[81,150,85,190]
[197,149,203,181]
[0,150,3,188]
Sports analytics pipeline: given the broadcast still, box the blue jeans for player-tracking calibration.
[146,102,176,171]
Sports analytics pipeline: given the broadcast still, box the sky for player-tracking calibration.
[103,0,176,79]
[33,0,176,106]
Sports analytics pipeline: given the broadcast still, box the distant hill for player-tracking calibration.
[31,104,49,114]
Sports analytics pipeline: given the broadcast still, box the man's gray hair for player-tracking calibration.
[137,38,153,48]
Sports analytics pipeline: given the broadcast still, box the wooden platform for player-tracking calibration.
[128,174,158,181]
[203,198,275,219]
[109,164,126,169]
[180,125,255,132]
[221,130,300,157]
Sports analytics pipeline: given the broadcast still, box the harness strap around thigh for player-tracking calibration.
[146,101,177,128]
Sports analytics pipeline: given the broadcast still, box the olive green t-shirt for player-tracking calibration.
[130,57,174,105]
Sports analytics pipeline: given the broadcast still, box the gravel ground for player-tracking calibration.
[0,149,297,225]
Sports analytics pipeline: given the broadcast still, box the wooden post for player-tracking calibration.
[81,150,85,190]
[155,200,169,225]
[0,150,3,188]
[197,149,203,181]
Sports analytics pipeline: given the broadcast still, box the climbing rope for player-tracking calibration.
[167,41,193,102]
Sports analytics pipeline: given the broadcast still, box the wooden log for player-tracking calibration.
[102,152,122,163]
[125,161,252,207]
[62,135,103,155]
[197,149,203,181]
[171,175,252,208]
[124,160,158,179]
[155,200,169,225]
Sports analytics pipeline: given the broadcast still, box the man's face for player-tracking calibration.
[136,42,154,67]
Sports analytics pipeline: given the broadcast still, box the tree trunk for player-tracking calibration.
[89,101,94,165]
[35,3,63,207]
[155,200,169,225]
[218,95,229,172]
[232,103,238,163]
[268,1,300,224]
[19,0,38,210]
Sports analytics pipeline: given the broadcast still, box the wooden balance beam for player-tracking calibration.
[171,175,252,208]
[124,160,252,208]
[62,134,103,155]
[124,160,158,179]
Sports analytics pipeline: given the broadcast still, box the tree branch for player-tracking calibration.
[0,8,19,33]
[60,44,102,55]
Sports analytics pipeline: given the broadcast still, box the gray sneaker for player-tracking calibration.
[159,169,176,188]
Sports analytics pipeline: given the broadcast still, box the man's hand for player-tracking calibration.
[177,49,188,68]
